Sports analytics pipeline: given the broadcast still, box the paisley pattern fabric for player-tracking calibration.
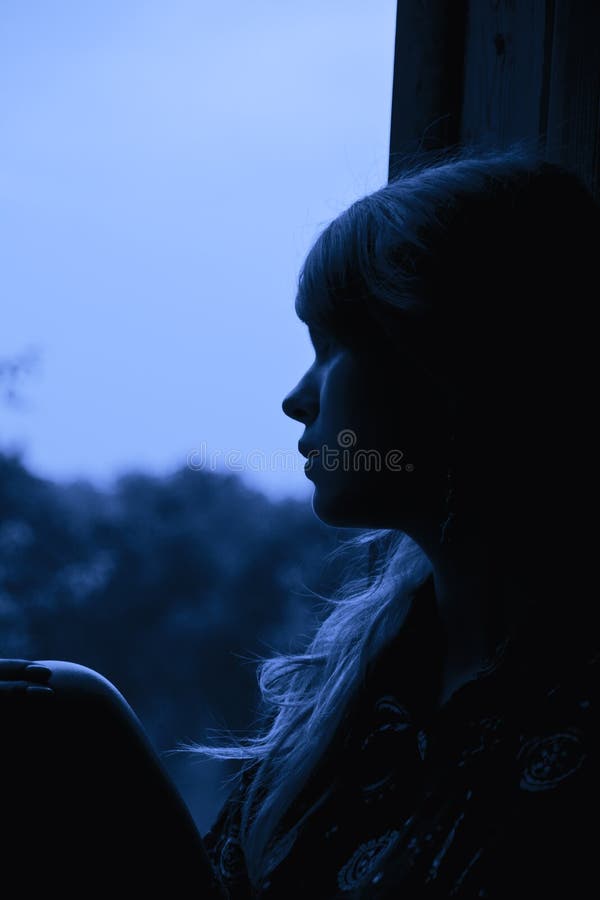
[202,581,599,898]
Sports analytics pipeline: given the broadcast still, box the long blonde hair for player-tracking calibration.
[193,529,431,886]
[191,143,599,888]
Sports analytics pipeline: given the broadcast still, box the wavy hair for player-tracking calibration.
[189,143,599,888]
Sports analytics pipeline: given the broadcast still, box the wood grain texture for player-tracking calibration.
[388,0,468,180]
[460,0,550,150]
[545,0,600,199]
[388,0,600,199]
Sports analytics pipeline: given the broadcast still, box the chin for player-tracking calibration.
[310,481,388,529]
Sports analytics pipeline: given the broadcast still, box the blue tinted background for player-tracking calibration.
[1,0,396,499]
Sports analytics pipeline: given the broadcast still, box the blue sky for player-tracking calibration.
[1,0,396,498]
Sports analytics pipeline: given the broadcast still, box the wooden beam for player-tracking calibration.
[460,0,551,151]
[545,0,600,200]
[388,0,600,199]
[388,0,468,181]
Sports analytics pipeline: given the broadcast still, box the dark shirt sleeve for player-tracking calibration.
[490,669,600,897]
[361,647,600,899]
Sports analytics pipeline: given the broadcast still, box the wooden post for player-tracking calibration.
[389,0,600,201]
[544,0,600,200]
[460,0,552,152]
[388,0,468,181]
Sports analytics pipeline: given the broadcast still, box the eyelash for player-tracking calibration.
[310,330,335,359]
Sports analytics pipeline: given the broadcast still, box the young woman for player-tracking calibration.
[2,146,598,897]
[198,146,600,897]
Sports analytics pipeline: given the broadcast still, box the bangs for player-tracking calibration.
[293,191,430,355]
[294,210,371,343]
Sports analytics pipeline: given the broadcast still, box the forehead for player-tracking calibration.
[294,284,333,325]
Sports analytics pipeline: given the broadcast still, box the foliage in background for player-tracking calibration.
[0,449,351,830]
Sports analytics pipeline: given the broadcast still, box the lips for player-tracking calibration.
[298,442,321,480]
[298,442,320,461]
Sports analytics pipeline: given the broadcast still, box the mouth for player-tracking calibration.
[298,442,320,478]
[304,457,318,479]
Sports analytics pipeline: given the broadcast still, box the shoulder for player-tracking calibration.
[35,658,134,708]
[515,644,600,738]
[28,658,154,748]
[0,660,170,792]
[501,647,600,889]
[503,639,599,784]
[1,661,229,897]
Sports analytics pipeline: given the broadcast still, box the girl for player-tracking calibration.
[199,146,600,897]
[2,145,598,897]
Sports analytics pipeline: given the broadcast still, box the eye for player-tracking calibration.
[309,325,336,359]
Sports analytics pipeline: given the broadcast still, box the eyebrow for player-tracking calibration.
[307,323,330,350]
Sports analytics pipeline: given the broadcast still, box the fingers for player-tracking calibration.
[0,659,52,681]
[0,659,36,677]
[0,660,54,697]
[0,680,54,696]
[24,664,53,683]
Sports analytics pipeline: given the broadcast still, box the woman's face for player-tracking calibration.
[282,322,447,529]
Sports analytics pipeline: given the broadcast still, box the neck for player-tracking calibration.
[407,515,517,707]
[434,543,504,697]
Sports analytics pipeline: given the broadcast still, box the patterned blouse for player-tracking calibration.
[203,578,599,898]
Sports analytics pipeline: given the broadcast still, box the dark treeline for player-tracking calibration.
[0,450,349,830]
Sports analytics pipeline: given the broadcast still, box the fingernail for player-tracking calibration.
[25,664,52,682]
[26,685,54,696]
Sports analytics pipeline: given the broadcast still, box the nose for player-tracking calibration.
[282,378,318,424]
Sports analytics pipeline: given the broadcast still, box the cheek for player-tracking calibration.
[309,462,421,529]
[318,381,427,477]
[308,399,445,527]
[310,436,415,500]
[310,474,380,528]
[310,353,446,517]
[340,389,419,465]
[366,367,446,464]
[321,354,393,437]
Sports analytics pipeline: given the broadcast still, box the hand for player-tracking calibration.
[0,658,55,697]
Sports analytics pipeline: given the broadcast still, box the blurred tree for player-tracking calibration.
[0,449,351,831]
[0,348,41,408]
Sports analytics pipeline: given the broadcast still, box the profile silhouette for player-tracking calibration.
[2,146,598,898]
[202,146,599,897]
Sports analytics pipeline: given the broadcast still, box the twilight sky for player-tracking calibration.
[0,0,397,498]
